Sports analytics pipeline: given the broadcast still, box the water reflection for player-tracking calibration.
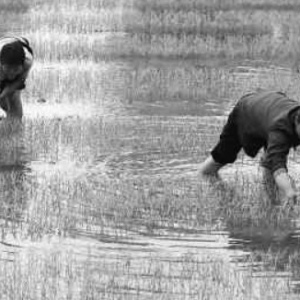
[229,226,300,293]
[0,119,31,243]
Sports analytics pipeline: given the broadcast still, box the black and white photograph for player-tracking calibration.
[0,0,300,299]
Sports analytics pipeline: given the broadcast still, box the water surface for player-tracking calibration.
[1,1,300,298]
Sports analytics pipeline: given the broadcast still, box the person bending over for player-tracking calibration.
[199,90,300,205]
[0,36,33,119]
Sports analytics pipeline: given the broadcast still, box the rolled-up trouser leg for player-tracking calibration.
[199,155,224,176]
[209,104,242,167]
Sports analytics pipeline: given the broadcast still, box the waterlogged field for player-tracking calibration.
[1,0,300,299]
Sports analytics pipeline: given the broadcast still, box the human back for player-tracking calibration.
[237,91,300,140]
[199,89,300,207]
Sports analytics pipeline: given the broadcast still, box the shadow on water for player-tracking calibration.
[211,165,300,294]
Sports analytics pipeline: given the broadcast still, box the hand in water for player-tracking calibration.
[282,190,298,209]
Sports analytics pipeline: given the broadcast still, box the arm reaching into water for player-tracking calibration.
[273,168,297,205]
[264,130,297,205]
[0,78,24,97]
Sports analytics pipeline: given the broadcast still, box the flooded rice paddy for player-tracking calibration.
[2,0,300,299]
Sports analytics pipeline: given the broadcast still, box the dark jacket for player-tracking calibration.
[236,91,300,173]
[0,36,33,93]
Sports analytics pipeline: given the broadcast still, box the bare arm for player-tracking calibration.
[0,80,23,98]
[273,168,296,202]
[0,57,33,99]
[265,130,297,203]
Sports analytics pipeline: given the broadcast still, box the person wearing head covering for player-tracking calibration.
[199,90,300,206]
[0,36,33,118]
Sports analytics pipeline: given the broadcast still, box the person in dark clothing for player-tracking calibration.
[199,90,300,205]
[0,36,34,119]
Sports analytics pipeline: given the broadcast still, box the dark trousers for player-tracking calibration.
[211,105,242,165]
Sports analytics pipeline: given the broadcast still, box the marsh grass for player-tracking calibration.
[135,0,300,13]
[14,0,300,64]
[26,62,121,104]
[15,0,296,63]
[31,0,128,10]
[0,117,298,299]
[0,117,296,239]
[125,63,300,108]
[25,60,300,116]
[0,244,296,299]
[27,29,275,62]
[27,8,127,34]
[125,24,271,39]
[127,0,300,62]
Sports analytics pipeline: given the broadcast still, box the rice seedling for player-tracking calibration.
[3,0,298,66]
[31,0,129,11]
[8,0,298,65]
[1,116,295,239]
[125,62,300,112]
[0,114,298,299]
[25,61,128,105]
[0,0,299,298]
[122,1,300,62]
[135,0,300,14]
[0,245,297,300]
[27,9,126,34]
[3,117,286,232]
